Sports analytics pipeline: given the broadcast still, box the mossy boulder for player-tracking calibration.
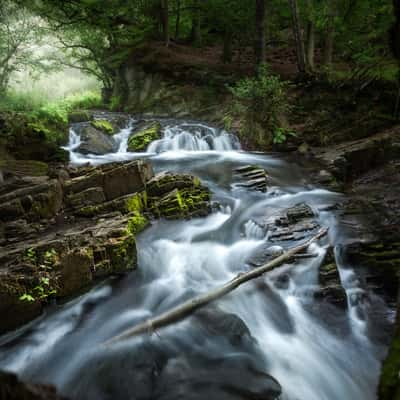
[91,119,115,135]
[77,124,117,155]
[127,121,161,152]
[68,110,92,124]
[0,112,69,162]
[147,172,211,219]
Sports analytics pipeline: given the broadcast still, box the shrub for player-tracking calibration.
[229,64,290,146]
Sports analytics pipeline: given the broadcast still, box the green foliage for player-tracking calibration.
[273,127,297,144]
[229,65,289,145]
[19,248,59,303]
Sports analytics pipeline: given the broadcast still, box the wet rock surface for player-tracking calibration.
[233,165,268,192]
[76,124,117,155]
[127,121,162,152]
[0,370,67,400]
[0,160,212,334]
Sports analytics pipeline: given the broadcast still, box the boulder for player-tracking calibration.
[90,119,115,135]
[76,125,117,155]
[314,248,348,309]
[127,121,161,152]
[233,165,268,192]
[0,371,67,400]
[147,172,211,219]
[68,110,92,124]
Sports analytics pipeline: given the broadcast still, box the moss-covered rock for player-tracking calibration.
[147,172,211,219]
[127,121,161,152]
[91,119,115,135]
[68,110,92,124]
[0,112,69,162]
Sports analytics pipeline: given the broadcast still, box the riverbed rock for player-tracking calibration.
[0,160,213,334]
[233,165,268,192]
[314,248,347,309]
[0,370,67,400]
[147,171,211,219]
[0,177,63,223]
[127,121,162,152]
[76,124,117,155]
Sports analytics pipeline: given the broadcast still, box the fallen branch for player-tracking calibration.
[104,228,328,345]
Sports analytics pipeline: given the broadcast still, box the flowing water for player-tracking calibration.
[0,118,393,400]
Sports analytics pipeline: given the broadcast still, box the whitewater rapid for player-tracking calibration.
[0,117,392,400]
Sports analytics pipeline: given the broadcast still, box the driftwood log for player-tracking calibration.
[105,228,328,345]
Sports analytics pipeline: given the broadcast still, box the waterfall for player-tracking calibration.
[0,117,391,400]
[147,123,241,153]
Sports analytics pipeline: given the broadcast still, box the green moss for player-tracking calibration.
[91,119,115,135]
[108,234,137,272]
[125,192,147,213]
[68,111,92,123]
[127,212,148,235]
[150,186,211,219]
[379,326,400,400]
[127,122,161,152]
[77,205,101,217]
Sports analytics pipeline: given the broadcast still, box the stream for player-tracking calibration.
[0,117,393,400]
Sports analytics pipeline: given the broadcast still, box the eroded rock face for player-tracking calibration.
[0,370,67,400]
[314,248,347,309]
[233,165,268,192]
[0,160,213,334]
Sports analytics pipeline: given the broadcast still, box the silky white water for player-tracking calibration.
[0,118,392,400]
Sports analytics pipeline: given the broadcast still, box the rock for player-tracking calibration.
[102,160,152,200]
[285,203,314,223]
[0,160,213,334]
[76,125,117,155]
[68,110,92,124]
[66,187,106,209]
[147,172,211,219]
[64,160,153,202]
[314,248,347,309]
[314,127,400,181]
[90,119,115,135]
[0,178,63,223]
[0,370,67,400]
[127,121,162,152]
[234,165,268,192]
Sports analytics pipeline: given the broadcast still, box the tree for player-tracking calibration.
[304,0,315,71]
[255,0,267,66]
[160,0,170,46]
[323,0,336,66]
[288,0,306,74]
[0,1,48,93]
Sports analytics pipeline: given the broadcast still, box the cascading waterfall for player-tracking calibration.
[147,123,241,152]
[0,117,392,400]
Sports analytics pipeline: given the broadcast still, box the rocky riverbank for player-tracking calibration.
[0,159,211,335]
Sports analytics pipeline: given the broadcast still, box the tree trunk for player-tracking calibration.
[323,1,335,66]
[288,0,306,74]
[175,0,181,39]
[306,21,315,71]
[190,0,201,45]
[160,0,170,46]
[104,228,328,345]
[255,0,266,67]
[222,30,233,63]
[391,0,400,119]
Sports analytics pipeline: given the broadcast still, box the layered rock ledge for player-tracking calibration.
[0,160,211,334]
